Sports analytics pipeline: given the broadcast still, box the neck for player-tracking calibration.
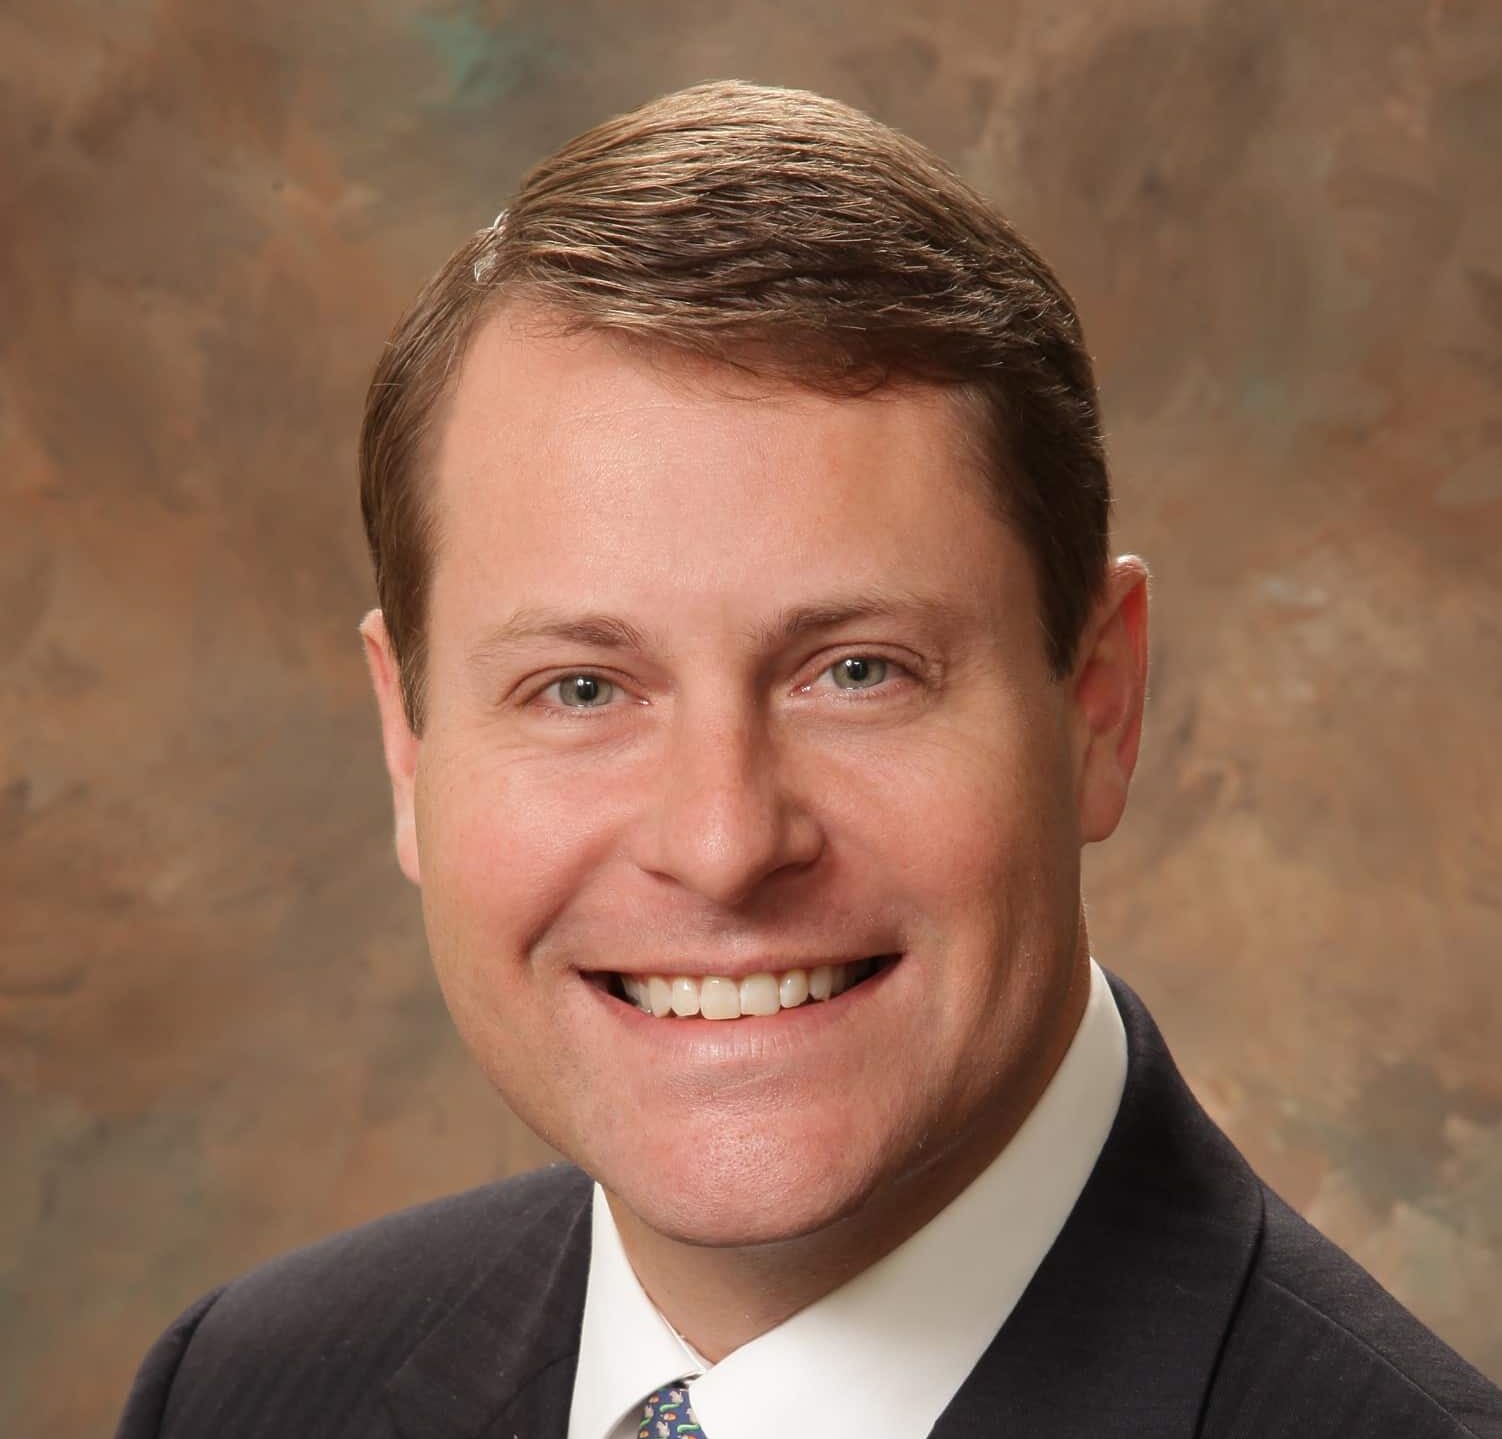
[607,948,1093,1361]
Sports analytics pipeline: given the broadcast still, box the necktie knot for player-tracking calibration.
[639,1381,704,1438]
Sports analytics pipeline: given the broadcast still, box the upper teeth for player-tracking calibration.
[618,959,880,1020]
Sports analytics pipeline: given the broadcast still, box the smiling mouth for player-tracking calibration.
[597,955,899,1020]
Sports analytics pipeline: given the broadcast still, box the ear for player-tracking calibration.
[1070,557,1150,844]
[360,609,422,885]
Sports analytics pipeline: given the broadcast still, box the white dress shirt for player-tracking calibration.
[566,958,1127,1439]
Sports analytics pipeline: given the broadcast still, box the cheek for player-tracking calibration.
[860,713,1081,1022]
[414,745,624,968]
[860,714,1070,890]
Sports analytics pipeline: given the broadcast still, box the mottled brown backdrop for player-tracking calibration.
[2,2,1499,1434]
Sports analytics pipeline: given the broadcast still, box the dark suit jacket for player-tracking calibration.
[116,977,1502,1438]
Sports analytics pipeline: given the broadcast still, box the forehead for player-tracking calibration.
[424,305,1031,648]
[437,305,988,478]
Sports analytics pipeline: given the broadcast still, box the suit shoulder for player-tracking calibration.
[1204,1189,1502,1438]
[119,1164,591,1439]
[209,1162,590,1323]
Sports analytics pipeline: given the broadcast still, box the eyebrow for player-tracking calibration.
[464,588,965,674]
[746,590,965,651]
[465,610,650,674]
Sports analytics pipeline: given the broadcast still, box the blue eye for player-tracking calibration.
[829,656,888,690]
[553,674,616,707]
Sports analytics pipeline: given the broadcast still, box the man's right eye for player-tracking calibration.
[546,673,617,708]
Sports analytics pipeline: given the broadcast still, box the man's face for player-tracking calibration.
[366,308,1140,1250]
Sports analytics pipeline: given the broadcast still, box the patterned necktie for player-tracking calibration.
[638,1382,704,1438]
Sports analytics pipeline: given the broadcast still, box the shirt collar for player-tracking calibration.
[568,957,1126,1439]
[566,1183,705,1439]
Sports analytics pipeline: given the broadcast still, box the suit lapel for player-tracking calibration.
[931,976,1265,1438]
[380,979,1262,1439]
[383,1167,592,1439]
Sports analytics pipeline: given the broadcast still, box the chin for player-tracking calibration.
[598,1131,887,1250]
[623,1181,868,1250]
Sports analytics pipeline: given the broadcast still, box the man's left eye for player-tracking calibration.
[551,673,616,707]
[827,656,889,690]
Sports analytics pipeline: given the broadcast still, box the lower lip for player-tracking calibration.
[580,959,902,1056]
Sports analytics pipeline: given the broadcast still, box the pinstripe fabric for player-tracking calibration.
[112,977,1502,1439]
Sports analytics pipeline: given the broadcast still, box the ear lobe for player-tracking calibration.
[1071,558,1150,844]
[359,609,423,885]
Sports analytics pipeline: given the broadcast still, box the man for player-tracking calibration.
[116,81,1500,1439]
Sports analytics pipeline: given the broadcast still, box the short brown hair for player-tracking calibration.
[360,80,1110,731]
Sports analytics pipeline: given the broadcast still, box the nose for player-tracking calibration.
[631,709,825,908]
